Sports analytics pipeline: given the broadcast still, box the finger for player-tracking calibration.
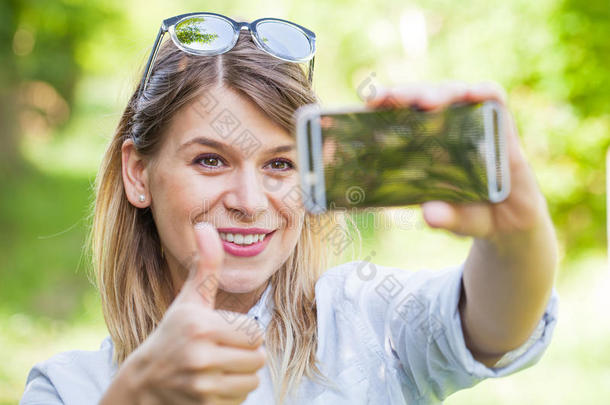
[204,314,265,349]
[206,394,250,405]
[366,81,472,112]
[463,80,508,105]
[203,374,260,398]
[504,107,531,176]
[493,101,538,195]
[421,201,494,238]
[185,344,266,373]
[153,386,206,405]
[416,80,470,110]
[176,222,224,308]
[365,83,426,109]
[185,373,259,396]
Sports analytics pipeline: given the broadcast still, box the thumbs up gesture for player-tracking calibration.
[102,222,267,405]
[177,221,225,309]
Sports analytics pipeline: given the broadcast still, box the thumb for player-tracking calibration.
[176,222,224,309]
[422,201,494,238]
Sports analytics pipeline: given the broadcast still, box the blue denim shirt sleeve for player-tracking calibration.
[415,263,559,399]
[19,336,116,405]
[19,368,63,405]
[342,260,559,402]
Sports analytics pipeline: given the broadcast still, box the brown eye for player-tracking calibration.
[266,159,294,171]
[271,161,287,169]
[194,154,226,169]
[203,157,220,166]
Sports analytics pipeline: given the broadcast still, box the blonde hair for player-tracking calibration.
[88,30,359,403]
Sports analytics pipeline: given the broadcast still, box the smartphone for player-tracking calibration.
[294,100,510,214]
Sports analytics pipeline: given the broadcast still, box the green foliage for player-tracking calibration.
[396,0,610,262]
[546,0,610,260]
[554,0,610,117]
[1,0,609,402]
[175,17,220,46]
[0,163,94,318]
[9,0,124,103]
[1,0,606,323]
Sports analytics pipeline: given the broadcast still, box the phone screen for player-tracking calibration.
[296,101,508,213]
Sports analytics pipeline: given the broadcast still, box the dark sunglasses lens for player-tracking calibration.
[174,15,234,52]
[256,21,312,60]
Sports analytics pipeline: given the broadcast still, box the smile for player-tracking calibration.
[216,227,276,257]
[219,232,267,245]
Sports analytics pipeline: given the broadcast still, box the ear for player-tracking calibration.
[121,138,151,208]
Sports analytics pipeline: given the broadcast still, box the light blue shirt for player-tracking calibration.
[20,260,559,404]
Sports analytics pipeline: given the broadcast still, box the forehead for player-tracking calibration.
[163,85,294,155]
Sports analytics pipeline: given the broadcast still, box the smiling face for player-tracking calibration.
[129,84,305,301]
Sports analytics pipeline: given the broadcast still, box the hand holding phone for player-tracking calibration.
[294,98,510,214]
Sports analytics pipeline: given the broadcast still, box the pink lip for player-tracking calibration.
[218,229,276,257]
[216,227,274,235]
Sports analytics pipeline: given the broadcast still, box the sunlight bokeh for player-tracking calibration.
[1,0,608,403]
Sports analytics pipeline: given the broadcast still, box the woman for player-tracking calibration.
[20,12,559,405]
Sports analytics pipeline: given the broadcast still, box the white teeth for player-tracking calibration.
[219,232,268,245]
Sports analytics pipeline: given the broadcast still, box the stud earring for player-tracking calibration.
[138,194,146,203]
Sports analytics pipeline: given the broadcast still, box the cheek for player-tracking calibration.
[150,167,221,255]
[271,186,305,242]
[153,164,224,215]
[152,170,193,219]
[265,179,305,227]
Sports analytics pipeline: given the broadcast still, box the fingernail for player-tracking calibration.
[423,201,454,225]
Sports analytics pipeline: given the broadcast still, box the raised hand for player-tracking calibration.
[101,222,267,405]
[366,81,549,240]
[366,81,558,363]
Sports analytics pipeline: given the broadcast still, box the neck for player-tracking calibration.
[214,280,270,314]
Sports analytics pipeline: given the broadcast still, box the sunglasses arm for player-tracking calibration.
[139,26,166,96]
[308,56,315,85]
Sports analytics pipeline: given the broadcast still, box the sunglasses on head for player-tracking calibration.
[139,12,317,96]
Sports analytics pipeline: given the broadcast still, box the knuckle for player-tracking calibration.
[179,308,217,339]
[176,373,201,395]
[183,316,206,338]
[186,343,217,370]
[193,373,221,395]
[177,374,210,401]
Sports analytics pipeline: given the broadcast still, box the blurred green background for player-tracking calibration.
[1,0,608,403]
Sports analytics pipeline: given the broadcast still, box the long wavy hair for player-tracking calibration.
[87,29,359,403]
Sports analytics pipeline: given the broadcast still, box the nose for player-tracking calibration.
[223,165,268,221]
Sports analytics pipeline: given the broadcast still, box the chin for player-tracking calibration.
[219,267,269,293]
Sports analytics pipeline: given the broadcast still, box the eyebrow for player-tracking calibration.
[178,136,295,154]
